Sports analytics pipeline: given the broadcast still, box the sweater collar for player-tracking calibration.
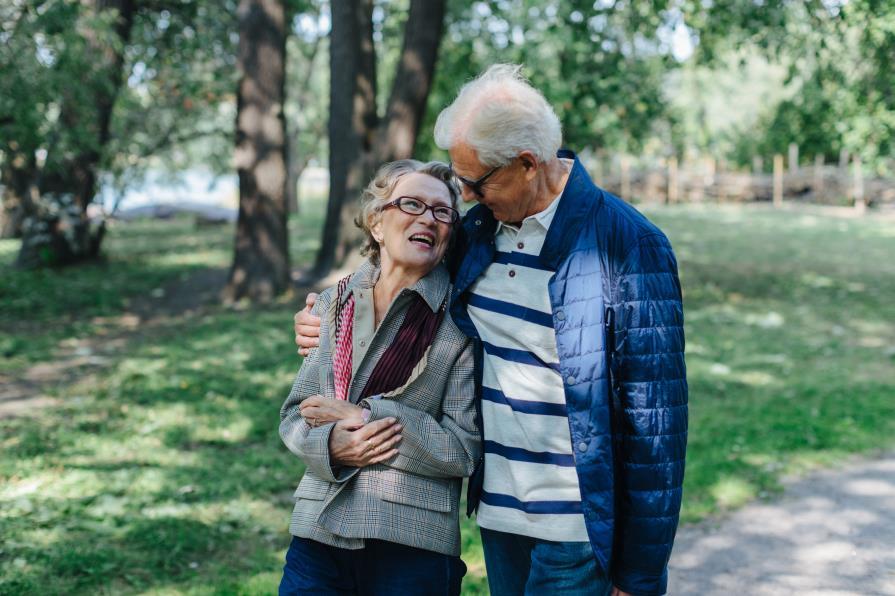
[539,149,601,269]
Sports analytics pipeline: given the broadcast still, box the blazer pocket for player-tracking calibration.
[293,472,331,501]
[374,468,453,513]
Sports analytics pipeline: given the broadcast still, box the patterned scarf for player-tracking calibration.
[331,274,445,402]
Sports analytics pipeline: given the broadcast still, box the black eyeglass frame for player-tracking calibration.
[449,163,504,198]
[382,196,460,224]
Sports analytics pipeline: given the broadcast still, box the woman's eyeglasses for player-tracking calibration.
[383,196,460,224]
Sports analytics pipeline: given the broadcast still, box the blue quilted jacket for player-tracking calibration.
[449,150,688,595]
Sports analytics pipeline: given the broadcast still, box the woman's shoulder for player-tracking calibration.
[313,263,374,316]
[312,286,337,314]
[439,293,471,347]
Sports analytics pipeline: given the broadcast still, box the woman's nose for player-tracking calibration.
[418,209,438,225]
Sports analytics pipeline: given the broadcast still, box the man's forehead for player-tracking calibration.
[449,143,485,173]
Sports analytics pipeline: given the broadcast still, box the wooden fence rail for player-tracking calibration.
[587,155,895,210]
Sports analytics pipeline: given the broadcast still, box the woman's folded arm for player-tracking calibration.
[360,339,481,479]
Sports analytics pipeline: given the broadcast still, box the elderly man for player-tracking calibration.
[295,64,687,596]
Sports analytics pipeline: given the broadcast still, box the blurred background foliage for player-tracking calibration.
[2,0,892,204]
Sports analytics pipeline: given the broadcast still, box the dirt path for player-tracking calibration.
[669,453,895,595]
[1,262,341,419]
[1,270,222,419]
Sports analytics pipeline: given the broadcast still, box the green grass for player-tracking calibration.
[644,205,895,519]
[1,203,893,594]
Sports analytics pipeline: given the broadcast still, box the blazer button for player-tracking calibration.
[566,375,576,385]
[475,219,482,226]
[578,441,588,452]
[517,242,524,250]
[556,311,565,321]
[508,270,516,278]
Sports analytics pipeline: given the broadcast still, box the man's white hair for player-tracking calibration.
[433,64,562,167]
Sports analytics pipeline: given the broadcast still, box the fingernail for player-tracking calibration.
[387,418,397,424]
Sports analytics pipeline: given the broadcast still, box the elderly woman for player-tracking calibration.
[278,160,480,595]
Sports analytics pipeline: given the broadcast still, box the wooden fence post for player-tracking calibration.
[853,156,865,213]
[620,155,631,200]
[788,143,799,174]
[752,156,763,174]
[593,155,603,185]
[814,154,824,196]
[773,154,784,208]
[667,157,678,205]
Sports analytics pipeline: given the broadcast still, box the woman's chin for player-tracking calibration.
[384,251,443,274]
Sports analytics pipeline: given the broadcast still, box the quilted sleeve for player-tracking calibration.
[610,232,688,596]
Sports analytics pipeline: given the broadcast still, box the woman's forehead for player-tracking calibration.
[392,172,451,204]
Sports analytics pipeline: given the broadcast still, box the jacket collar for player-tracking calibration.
[343,259,450,313]
[539,149,600,269]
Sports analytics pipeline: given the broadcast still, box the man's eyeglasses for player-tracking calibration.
[450,163,504,198]
[383,196,460,224]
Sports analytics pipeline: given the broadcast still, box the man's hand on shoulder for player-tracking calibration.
[294,292,321,356]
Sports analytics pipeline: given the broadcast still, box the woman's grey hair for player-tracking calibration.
[355,159,461,266]
[433,64,562,167]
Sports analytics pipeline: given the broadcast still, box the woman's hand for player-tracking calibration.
[329,418,403,467]
[300,395,364,427]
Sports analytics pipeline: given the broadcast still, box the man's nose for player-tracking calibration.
[459,185,478,203]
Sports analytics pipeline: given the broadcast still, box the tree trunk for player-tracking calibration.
[312,0,445,279]
[16,0,135,267]
[0,200,24,239]
[375,0,446,164]
[0,156,34,239]
[285,132,299,214]
[313,0,377,278]
[41,0,134,209]
[224,0,290,303]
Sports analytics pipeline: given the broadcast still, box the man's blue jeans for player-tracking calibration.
[279,535,466,595]
[480,527,613,596]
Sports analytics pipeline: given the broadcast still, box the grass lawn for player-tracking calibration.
[1,203,894,594]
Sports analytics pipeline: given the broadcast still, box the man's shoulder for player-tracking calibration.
[592,188,672,256]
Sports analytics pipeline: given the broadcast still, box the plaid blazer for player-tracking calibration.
[279,261,480,556]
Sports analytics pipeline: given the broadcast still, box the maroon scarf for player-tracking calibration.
[334,276,446,400]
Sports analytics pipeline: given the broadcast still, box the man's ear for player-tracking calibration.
[519,150,539,180]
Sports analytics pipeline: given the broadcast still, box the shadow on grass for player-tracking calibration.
[3,515,266,594]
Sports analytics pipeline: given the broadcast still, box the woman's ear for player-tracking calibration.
[370,216,384,244]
